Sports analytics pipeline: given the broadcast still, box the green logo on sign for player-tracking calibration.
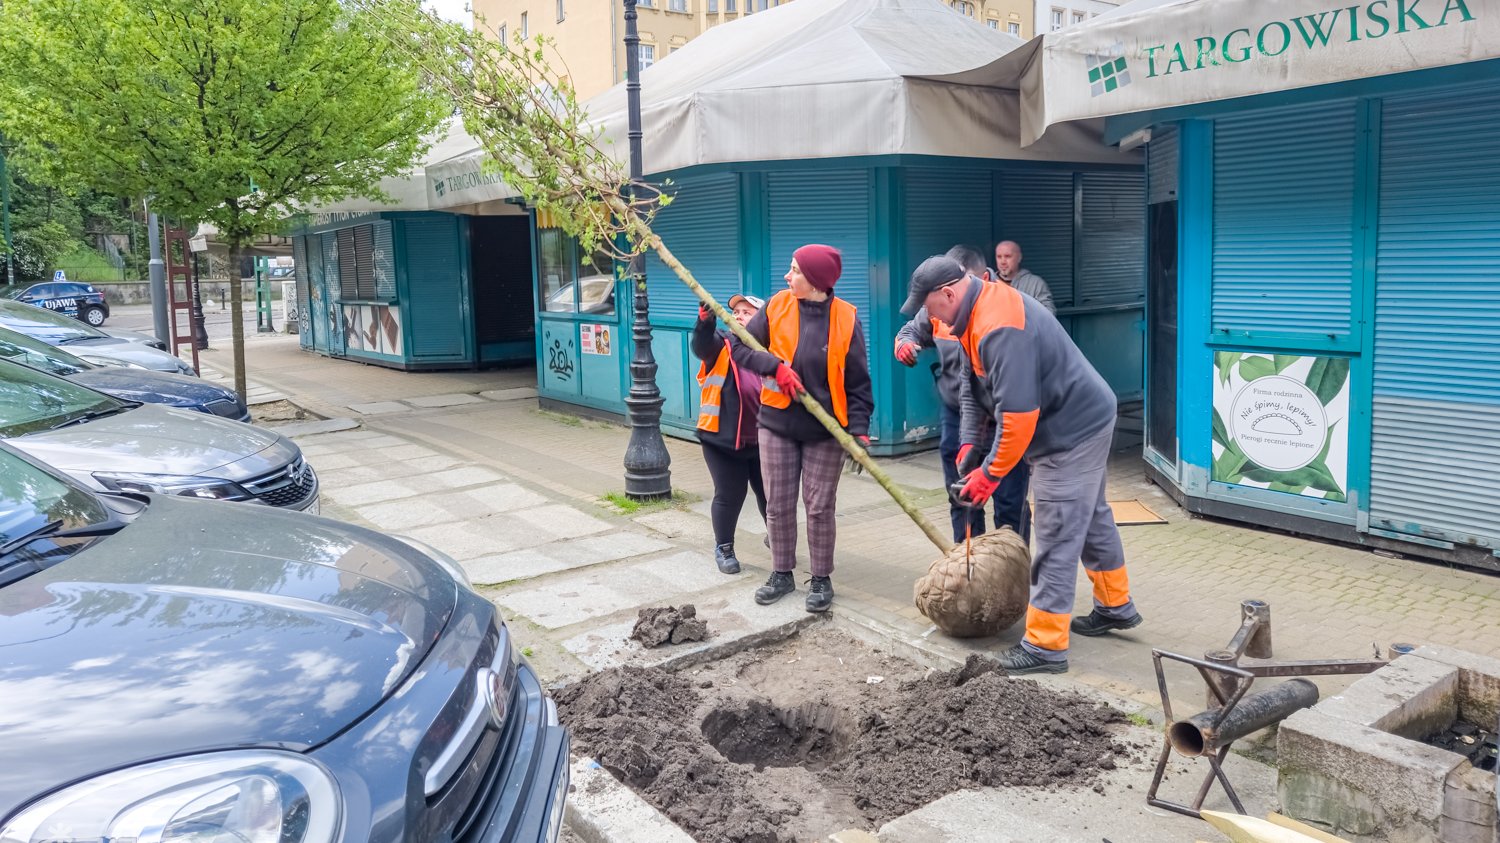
[1087,53,1132,96]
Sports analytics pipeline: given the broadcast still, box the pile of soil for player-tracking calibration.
[557,632,1136,843]
[631,604,711,648]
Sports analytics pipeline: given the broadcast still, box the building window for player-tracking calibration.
[557,0,565,21]
[987,18,997,28]
[708,0,718,10]
[755,0,768,10]
[520,11,528,38]
[948,0,974,14]
[1050,7,1064,29]
[639,0,652,7]
[639,43,655,69]
[538,228,617,316]
[1072,10,1086,24]
[1008,21,1020,35]
[498,23,506,43]
[726,0,736,9]
[669,0,686,10]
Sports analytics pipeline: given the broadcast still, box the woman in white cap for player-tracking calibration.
[691,292,769,574]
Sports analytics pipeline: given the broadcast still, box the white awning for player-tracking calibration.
[986,0,1500,146]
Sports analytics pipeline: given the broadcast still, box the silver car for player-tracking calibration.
[0,299,195,375]
[0,357,317,511]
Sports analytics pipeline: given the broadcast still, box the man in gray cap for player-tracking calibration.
[901,254,1142,675]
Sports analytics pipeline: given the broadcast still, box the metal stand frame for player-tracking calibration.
[1146,599,1388,818]
[163,223,201,373]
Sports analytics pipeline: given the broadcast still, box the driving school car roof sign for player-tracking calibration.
[53,270,66,282]
[1015,0,1498,145]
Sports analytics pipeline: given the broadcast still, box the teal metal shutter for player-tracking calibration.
[903,168,993,274]
[996,170,1074,307]
[1368,83,1500,548]
[402,215,466,358]
[373,221,396,300]
[1148,125,1178,205]
[1077,172,1145,306]
[1212,101,1357,339]
[766,170,871,351]
[644,172,741,315]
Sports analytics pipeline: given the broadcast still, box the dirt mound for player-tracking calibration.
[631,604,711,648]
[835,655,1130,822]
[559,645,1133,842]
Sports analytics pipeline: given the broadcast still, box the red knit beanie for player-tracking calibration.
[794,244,842,292]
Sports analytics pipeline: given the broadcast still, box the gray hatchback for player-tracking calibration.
[0,442,571,841]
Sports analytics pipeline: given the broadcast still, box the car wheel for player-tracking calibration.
[82,305,106,326]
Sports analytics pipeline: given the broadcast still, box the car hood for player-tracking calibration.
[0,495,456,815]
[62,338,192,373]
[67,367,237,409]
[101,327,161,345]
[10,403,291,483]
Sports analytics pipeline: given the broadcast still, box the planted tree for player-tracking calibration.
[0,0,449,397]
[352,3,954,551]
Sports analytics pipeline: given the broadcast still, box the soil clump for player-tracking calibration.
[557,630,1137,843]
[631,604,711,648]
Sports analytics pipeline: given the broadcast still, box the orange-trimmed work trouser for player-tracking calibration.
[1021,422,1135,662]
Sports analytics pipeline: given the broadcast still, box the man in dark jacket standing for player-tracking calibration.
[902,255,1142,675]
[895,245,1030,544]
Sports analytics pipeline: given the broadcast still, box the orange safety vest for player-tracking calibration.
[696,341,732,433]
[957,281,1026,377]
[759,290,857,427]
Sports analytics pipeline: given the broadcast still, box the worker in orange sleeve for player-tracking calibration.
[901,255,1143,674]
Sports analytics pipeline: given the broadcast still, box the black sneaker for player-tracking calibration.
[1070,609,1144,637]
[754,571,796,605]
[805,576,834,613]
[995,643,1067,675]
[714,543,741,575]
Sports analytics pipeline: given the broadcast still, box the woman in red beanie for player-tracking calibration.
[732,244,874,613]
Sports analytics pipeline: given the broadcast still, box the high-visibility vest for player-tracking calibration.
[696,341,732,433]
[759,290,857,427]
[957,281,1026,378]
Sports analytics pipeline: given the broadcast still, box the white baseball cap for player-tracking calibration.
[727,293,765,310]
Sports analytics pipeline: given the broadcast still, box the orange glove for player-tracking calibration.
[956,443,982,475]
[895,341,919,367]
[699,304,713,322]
[957,467,1000,505]
[773,364,804,398]
[857,435,870,447]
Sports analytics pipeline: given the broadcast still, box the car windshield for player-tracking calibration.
[0,328,92,376]
[0,445,111,561]
[0,300,110,343]
[0,284,25,300]
[0,356,127,437]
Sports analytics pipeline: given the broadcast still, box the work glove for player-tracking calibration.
[698,304,713,322]
[955,443,984,476]
[957,467,1000,506]
[772,363,804,398]
[843,435,870,476]
[894,340,919,367]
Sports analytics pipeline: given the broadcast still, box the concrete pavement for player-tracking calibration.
[188,332,1500,841]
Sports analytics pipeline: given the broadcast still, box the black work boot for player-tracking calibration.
[1070,609,1144,637]
[714,543,741,575]
[995,643,1067,675]
[754,571,796,605]
[805,575,834,613]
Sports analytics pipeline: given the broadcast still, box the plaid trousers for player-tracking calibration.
[758,428,845,577]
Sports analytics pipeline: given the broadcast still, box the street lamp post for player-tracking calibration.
[620,0,672,502]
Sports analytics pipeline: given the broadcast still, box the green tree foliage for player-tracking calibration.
[0,0,449,397]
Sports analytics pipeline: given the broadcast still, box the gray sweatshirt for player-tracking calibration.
[1004,268,1056,314]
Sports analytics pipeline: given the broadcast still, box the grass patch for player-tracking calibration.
[1126,712,1154,728]
[534,408,584,427]
[52,245,125,284]
[521,647,534,658]
[603,492,642,514]
[600,488,697,516]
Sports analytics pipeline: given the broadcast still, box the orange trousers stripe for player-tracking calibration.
[1024,605,1071,653]
[1086,567,1132,609]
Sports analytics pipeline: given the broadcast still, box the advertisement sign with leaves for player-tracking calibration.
[1212,352,1350,502]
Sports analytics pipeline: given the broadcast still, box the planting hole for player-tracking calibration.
[702,699,852,771]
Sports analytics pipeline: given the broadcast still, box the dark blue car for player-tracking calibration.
[0,325,249,421]
[3,280,111,326]
[0,442,571,841]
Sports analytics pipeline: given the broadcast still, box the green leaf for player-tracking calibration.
[1216,351,1243,386]
[1308,356,1350,406]
[1239,460,1342,495]
[1325,490,1347,502]
[1212,408,1230,448]
[1238,356,1276,382]
[1273,354,1299,374]
[1214,440,1249,482]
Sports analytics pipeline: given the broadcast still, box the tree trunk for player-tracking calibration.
[226,237,247,400]
[611,204,953,555]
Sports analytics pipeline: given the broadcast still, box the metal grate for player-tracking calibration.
[242,459,317,508]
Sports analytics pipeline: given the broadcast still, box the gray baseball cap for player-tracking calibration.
[900,256,966,316]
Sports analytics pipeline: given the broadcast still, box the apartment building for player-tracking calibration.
[1035,0,1116,32]
[470,0,1036,100]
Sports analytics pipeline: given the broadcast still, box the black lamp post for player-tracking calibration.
[621,0,672,501]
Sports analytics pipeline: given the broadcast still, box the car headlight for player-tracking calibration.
[177,361,199,376]
[0,751,340,843]
[77,354,147,369]
[94,471,251,501]
[393,534,473,588]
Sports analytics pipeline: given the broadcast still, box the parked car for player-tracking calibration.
[0,357,316,511]
[2,280,111,325]
[0,441,571,841]
[0,325,249,421]
[0,299,193,374]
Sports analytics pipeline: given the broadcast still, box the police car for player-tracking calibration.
[3,272,111,326]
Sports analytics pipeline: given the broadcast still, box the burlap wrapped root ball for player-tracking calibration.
[913,527,1031,638]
